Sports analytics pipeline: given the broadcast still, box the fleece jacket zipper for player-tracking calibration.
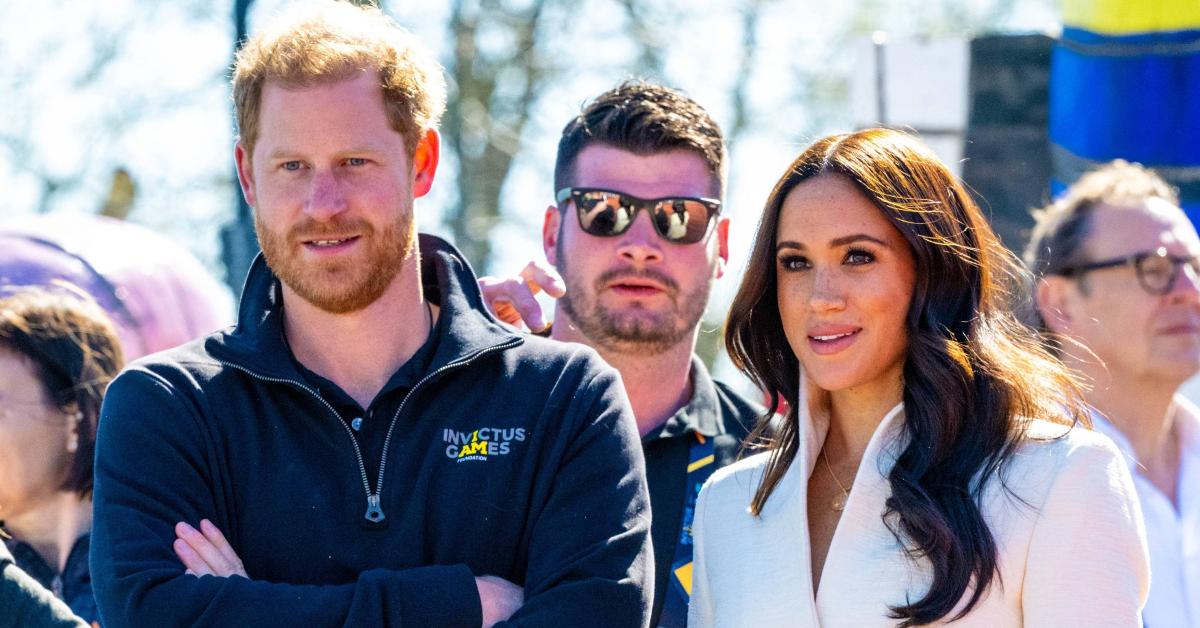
[215,337,520,523]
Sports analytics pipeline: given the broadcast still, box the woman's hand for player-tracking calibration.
[173,519,248,578]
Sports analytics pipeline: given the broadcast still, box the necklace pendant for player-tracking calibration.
[831,492,847,512]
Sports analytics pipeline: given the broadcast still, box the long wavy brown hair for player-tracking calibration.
[726,128,1089,626]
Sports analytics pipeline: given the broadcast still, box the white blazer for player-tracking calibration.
[689,394,1150,627]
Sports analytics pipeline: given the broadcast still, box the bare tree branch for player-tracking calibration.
[444,0,551,270]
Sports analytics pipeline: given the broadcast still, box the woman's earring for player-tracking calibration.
[66,411,82,454]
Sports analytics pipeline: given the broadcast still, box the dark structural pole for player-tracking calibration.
[960,34,1054,254]
[219,0,259,297]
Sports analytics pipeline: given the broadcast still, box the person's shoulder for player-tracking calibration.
[502,334,615,381]
[103,331,244,421]
[1019,418,1123,461]
[114,333,228,388]
[130,327,230,368]
[701,451,771,505]
[486,337,632,430]
[996,418,1130,508]
[712,449,771,479]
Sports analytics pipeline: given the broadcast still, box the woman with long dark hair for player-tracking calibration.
[688,129,1148,626]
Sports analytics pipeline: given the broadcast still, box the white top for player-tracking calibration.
[1092,396,1200,628]
[689,389,1150,627]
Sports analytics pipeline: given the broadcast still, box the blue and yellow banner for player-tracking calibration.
[1062,0,1200,35]
[1050,1,1200,222]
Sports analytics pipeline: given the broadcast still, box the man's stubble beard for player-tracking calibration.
[255,207,415,314]
[555,236,712,355]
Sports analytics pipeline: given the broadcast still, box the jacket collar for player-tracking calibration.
[206,233,523,381]
[762,381,907,623]
[1090,393,1200,475]
[646,356,725,441]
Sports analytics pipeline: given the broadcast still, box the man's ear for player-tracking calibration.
[543,205,561,267]
[412,129,440,198]
[712,216,730,279]
[234,141,257,208]
[1035,275,1078,334]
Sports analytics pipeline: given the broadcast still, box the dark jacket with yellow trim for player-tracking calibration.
[90,234,653,628]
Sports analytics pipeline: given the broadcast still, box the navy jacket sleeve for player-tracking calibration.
[90,369,482,628]
[501,363,654,628]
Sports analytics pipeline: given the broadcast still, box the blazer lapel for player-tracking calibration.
[805,396,914,627]
[776,380,830,626]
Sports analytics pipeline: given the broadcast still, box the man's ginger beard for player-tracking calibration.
[255,207,415,314]
[556,236,712,355]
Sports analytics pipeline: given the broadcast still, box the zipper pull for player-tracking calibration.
[364,494,385,523]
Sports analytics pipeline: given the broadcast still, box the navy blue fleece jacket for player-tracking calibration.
[90,234,653,627]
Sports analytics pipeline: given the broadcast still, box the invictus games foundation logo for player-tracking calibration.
[443,427,526,462]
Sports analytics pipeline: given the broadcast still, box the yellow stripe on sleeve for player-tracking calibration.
[687,454,715,474]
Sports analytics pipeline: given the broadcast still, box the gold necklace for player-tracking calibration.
[821,448,851,512]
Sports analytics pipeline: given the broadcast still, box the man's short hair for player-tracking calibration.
[1025,159,1179,279]
[232,1,446,161]
[554,80,727,199]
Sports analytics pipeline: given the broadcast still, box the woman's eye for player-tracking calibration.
[778,255,810,271]
[845,249,875,265]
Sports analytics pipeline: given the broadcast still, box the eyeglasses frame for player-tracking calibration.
[1055,246,1200,296]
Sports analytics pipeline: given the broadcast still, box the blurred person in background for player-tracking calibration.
[1027,160,1200,628]
[0,213,235,360]
[690,129,1148,626]
[0,288,124,626]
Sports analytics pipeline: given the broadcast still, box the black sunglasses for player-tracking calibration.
[1056,246,1200,296]
[556,187,721,245]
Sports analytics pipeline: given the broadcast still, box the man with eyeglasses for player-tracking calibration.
[1027,159,1200,627]
[479,81,762,627]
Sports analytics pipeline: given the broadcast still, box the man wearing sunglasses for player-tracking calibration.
[1027,159,1200,627]
[480,81,761,627]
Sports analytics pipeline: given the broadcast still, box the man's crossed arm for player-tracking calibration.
[172,520,523,627]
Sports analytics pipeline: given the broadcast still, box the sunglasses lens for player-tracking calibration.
[652,199,713,243]
[572,190,715,243]
[577,191,632,236]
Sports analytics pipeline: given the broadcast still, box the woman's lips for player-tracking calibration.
[807,328,861,355]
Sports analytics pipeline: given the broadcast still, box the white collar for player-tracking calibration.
[1090,394,1200,475]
